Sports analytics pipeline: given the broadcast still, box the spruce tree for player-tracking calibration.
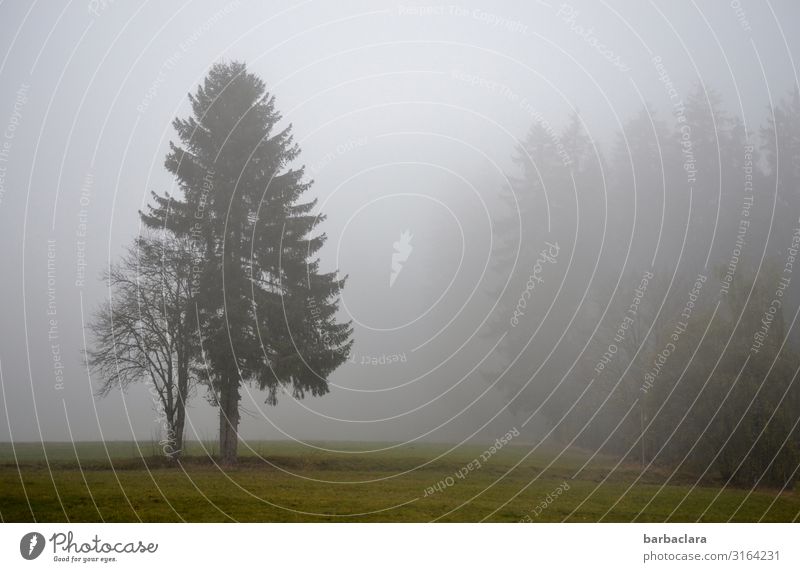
[142,61,352,464]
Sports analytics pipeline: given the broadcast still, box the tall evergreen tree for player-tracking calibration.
[142,61,352,464]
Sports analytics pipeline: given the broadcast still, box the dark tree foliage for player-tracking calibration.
[142,61,352,464]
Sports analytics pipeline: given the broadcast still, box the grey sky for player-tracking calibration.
[0,0,798,444]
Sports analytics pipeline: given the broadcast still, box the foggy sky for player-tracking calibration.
[0,0,798,445]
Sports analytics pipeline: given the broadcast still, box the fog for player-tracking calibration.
[1,0,799,457]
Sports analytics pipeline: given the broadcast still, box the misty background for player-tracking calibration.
[1,0,799,453]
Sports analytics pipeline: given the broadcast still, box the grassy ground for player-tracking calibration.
[0,441,797,522]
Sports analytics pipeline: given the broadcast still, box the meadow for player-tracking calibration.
[0,441,797,522]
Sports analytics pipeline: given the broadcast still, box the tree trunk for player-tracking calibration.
[164,424,178,461]
[173,362,188,460]
[640,405,645,469]
[218,376,240,465]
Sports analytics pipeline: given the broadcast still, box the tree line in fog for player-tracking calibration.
[486,87,800,489]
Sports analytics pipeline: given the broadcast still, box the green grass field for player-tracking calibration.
[0,441,797,522]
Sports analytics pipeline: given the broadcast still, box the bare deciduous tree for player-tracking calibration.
[86,232,198,459]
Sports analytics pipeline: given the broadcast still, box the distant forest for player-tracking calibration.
[484,85,800,489]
